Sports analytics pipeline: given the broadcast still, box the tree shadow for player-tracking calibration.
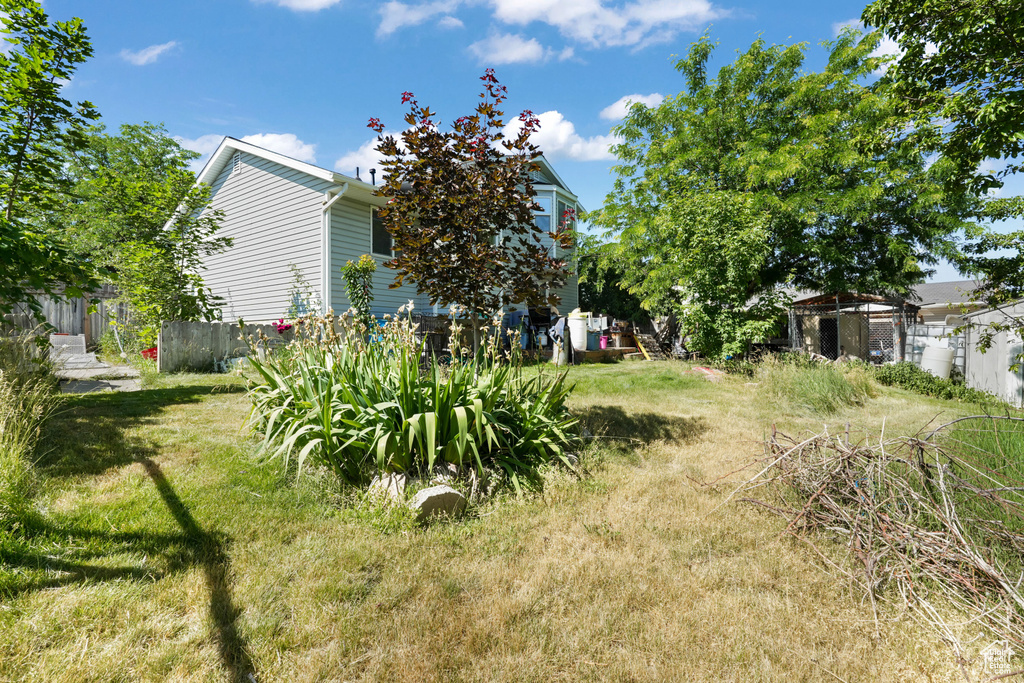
[578,405,709,454]
[3,383,256,682]
[39,383,244,478]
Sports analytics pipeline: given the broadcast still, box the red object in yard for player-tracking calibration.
[141,347,157,360]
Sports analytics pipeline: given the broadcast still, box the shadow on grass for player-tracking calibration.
[2,382,256,682]
[578,405,708,456]
[39,383,245,478]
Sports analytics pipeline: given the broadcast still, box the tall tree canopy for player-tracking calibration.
[590,31,985,358]
[41,123,231,345]
[864,0,1024,366]
[863,0,1024,189]
[369,70,573,345]
[0,0,101,315]
[48,122,200,263]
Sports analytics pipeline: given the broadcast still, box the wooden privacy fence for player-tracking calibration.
[3,285,125,348]
[156,320,289,373]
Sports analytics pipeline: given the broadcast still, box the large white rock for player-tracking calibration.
[410,484,467,522]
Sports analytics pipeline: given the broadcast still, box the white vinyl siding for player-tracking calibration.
[202,152,332,322]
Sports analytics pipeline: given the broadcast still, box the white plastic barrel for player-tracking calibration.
[921,346,955,379]
[568,317,589,352]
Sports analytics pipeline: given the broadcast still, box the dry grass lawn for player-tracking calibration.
[0,361,1006,681]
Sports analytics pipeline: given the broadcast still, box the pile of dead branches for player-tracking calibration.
[737,417,1024,657]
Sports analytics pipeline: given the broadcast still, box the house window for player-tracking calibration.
[371,208,392,256]
[556,199,576,231]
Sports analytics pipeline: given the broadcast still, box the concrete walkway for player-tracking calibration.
[56,353,142,394]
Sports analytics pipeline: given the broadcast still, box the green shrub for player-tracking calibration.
[875,361,997,403]
[756,355,875,415]
[245,308,580,494]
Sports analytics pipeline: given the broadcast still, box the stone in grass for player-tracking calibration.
[410,484,467,522]
[369,472,406,501]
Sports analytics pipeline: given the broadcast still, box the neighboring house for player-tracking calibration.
[195,137,580,323]
[909,279,983,325]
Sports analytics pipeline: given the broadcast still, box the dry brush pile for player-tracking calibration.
[733,416,1024,664]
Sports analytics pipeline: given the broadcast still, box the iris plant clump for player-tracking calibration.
[244,305,579,494]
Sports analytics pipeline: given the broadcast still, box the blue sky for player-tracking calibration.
[47,0,1022,282]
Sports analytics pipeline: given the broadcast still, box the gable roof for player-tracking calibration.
[195,136,578,205]
[910,279,983,306]
[197,136,381,204]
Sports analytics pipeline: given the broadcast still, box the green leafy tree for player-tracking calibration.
[590,31,985,358]
[46,122,199,263]
[862,0,1024,189]
[0,0,101,315]
[37,122,232,346]
[576,238,649,325]
[111,188,231,346]
[368,70,573,348]
[862,0,1024,367]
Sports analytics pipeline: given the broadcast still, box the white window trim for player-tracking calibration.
[533,190,556,258]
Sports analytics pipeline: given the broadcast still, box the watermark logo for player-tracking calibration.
[980,640,1015,676]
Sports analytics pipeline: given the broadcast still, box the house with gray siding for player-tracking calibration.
[196,136,580,323]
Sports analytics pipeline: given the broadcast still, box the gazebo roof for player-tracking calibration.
[791,291,919,310]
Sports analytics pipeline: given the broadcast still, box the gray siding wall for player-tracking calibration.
[327,198,579,318]
[552,269,579,314]
[328,199,430,317]
[202,152,333,323]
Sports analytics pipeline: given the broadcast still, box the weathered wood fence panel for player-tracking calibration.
[3,285,125,348]
[156,320,285,373]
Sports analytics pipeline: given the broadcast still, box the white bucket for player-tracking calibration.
[921,346,955,379]
[568,317,589,352]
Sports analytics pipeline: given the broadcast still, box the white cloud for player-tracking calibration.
[176,133,226,172]
[599,92,663,120]
[488,0,723,49]
[240,133,317,163]
[377,0,721,48]
[438,15,464,29]
[504,110,620,161]
[253,0,343,11]
[120,41,179,66]
[378,1,459,36]
[468,33,552,65]
[334,134,396,178]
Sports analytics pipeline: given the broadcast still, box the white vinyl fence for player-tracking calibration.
[963,304,1024,408]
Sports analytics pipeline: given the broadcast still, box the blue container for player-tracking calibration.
[586,330,601,351]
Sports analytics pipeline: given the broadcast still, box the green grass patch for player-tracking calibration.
[756,356,875,415]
